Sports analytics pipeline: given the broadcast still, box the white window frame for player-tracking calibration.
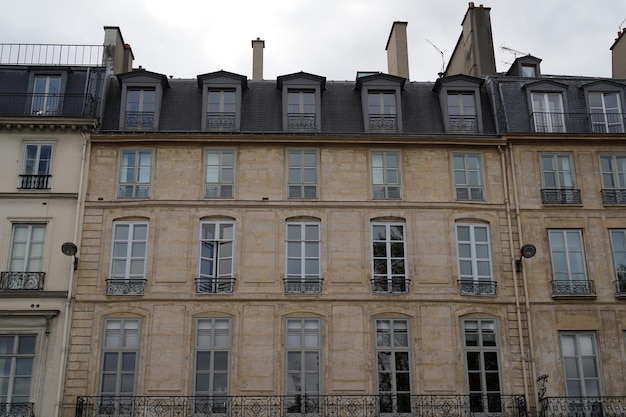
[207,89,236,131]
[22,144,53,176]
[375,318,412,414]
[285,318,321,414]
[368,91,397,132]
[447,92,478,133]
[455,224,494,295]
[548,230,587,282]
[0,334,37,405]
[194,317,231,410]
[118,150,152,199]
[124,88,156,129]
[560,332,601,397]
[600,155,626,189]
[540,154,575,189]
[198,221,235,294]
[100,318,140,399]
[287,90,316,131]
[287,150,318,199]
[8,224,46,273]
[610,229,626,293]
[589,92,624,133]
[108,222,148,295]
[31,75,61,115]
[371,222,407,293]
[205,149,234,199]
[371,151,401,200]
[531,92,566,133]
[285,222,321,294]
[452,153,484,201]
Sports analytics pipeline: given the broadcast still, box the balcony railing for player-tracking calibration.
[195,277,235,294]
[551,280,596,297]
[75,394,527,417]
[448,115,478,133]
[106,279,146,295]
[601,189,626,205]
[539,396,626,417]
[371,277,409,294]
[0,402,35,417]
[541,188,582,205]
[0,272,45,290]
[0,93,96,117]
[287,113,316,131]
[458,279,496,296]
[207,112,235,130]
[615,279,626,298]
[18,174,51,190]
[124,112,154,129]
[528,112,626,134]
[0,43,104,66]
[284,277,323,294]
[369,114,397,132]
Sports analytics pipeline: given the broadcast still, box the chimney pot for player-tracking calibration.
[469,2,474,8]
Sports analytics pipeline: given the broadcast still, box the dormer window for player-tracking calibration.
[447,92,477,133]
[126,88,156,129]
[581,81,626,134]
[117,70,168,131]
[368,91,397,132]
[523,80,568,133]
[355,73,405,134]
[208,89,236,130]
[506,55,542,78]
[277,72,325,132]
[434,74,484,134]
[521,64,537,77]
[198,71,247,132]
[32,75,61,115]
[287,90,316,131]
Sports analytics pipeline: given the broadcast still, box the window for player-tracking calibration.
[205,149,234,198]
[285,318,320,414]
[288,150,318,199]
[368,91,397,132]
[610,230,626,294]
[125,88,155,129]
[108,222,148,295]
[285,222,321,294]
[453,153,484,201]
[600,155,626,204]
[100,318,140,401]
[198,221,235,294]
[2,224,46,291]
[540,154,580,204]
[194,318,230,413]
[531,92,566,133]
[371,151,401,200]
[371,222,407,293]
[208,90,236,131]
[19,144,52,190]
[447,93,477,133]
[31,75,61,115]
[549,230,592,295]
[456,224,494,296]
[118,150,152,198]
[0,335,36,405]
[589,92,624,133]
[560,333,600,397]
[375,319,411,414]
[521,64,537,77]
[287,90,316,131]
[463,319,502,413]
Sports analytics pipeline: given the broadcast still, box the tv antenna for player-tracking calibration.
[425,39,446,77]
[500,43,528,59]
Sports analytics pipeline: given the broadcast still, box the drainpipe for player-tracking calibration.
[499,145,530,407]
[54,131,89,417]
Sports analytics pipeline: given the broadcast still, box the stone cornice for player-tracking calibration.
[0,116,98,132]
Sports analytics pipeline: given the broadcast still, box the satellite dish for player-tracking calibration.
[61,242,78,256]
[520,244,537,259]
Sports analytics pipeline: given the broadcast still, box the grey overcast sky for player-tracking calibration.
[1,0,625,81]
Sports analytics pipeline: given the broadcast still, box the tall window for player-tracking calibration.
[20,144,53,190]
[288,150,318,199]
[531,92,565,132]
[8,224,45,274]
[549,230,590,295]
[375,319,411,414]
[371,151,401,200]
[371,222,407,293]
[0,335,36,405]
[560,333,601,396]
[589,92,623,133]
[610,230,626,293]
[285,222,321,294]
[198,221,235,294]
[540,154,579,204]
[447,93,477,133]
[108,222,148,295]
[125,88,155,128]
[100,319,140,399]
[453,153,484,201]
[285,318,320,414]
[194,318,230,412]
[456,224,493,295]
[368,91,397,132]
[118,150,152,198]
[600,155,626,205]
[287,90,316,131]
[207,90,236,131]
[205,149,234,199]
[463,319,502,413]
[31,75,61,115]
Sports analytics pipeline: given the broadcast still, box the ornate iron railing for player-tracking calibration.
[529,112,626,134]
[369,114,397,132]
[284,277,323,294]
[0,402,35,417]
[105,279,146,295]
[614,279,626,298]
[371,277,409,294]
[287,113,316,131]
[601,189,626,205]
[539,396,626,417]
[195,277,235,294]
[75,394,527,417]
[448,115,478,133]
[0,272,45,290]
[18,174,51,190]
[0,93,96,117]
[207,112,235,130]
[0,43,103,66]
[458,279,497,296]
[541,188,582,205]
[124,112,155,129]
[551,280,596,297]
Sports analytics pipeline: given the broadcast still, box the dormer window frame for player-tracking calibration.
[356,73,405,134]
[523,80,569,133]
[277,72,326,133]
[118,71,168,131]
[506,55,542,77]
[26,69,69,116]
[434,75,484,135]
[581,81,626,134]
[198,71,247,132]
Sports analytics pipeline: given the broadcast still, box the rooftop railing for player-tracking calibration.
[0,43,104,66]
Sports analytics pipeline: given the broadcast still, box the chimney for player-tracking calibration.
[386,21,410,79]
[103,26,134,74]
[611,28,626,79]
[444,3,496,77]
[252,37,265,80]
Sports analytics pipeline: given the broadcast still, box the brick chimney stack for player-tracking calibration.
[252,38,265,80]
[386,21,410,79]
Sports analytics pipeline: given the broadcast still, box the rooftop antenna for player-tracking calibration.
[500,43,528,59]
[425,39,446,77]
[620,18,626,32]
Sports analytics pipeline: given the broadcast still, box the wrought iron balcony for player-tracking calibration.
[106,279,146,295]
[551,280,596,297]
[124,111,155,129]
[287,113,316,131]
[0,93,96,117]
[0,272,45,290]
[541,188,582,205]
[195,277,235,294]
[207,112,235,131]
[448,115,478,133]
[528,112,626,134]
[458,279,497,296]
[539,396,626,417]
[284,277,323,294]
[615,279,626,298]
[371,277,409,294]
[75,394,527,417]
[369,114,397,132]
[18,174,51,190]
[0,402,35,417]
[602,189,626,205]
